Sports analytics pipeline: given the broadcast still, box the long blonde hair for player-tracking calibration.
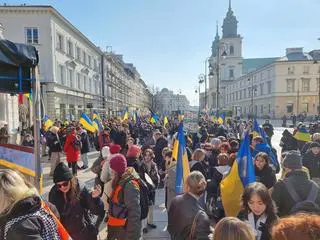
[0,169,39,216]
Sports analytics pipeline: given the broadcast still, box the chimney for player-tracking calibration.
[0,23,4,39]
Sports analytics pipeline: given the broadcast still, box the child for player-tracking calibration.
[239,182,278,240]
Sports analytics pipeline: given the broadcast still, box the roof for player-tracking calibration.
[242,57,278,74]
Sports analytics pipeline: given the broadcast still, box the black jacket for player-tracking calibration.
[271,170,320,217]
[238,211,277,240]
[190,161,209,180]
[255,165,277,189]
[80,131,90,154]
[154,136,168,167]
[280,129,298,153]
[0,195,60,240]
[168,193,211,240]
[302,150,320,179]
[46,131,62,152]
[49,180,104,240]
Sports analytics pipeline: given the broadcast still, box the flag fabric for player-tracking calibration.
[173,121,190,194]
[79,113,96,133]
[164,116,169,128]
[220,132,255,217]
[217,113,225,125]
[122,111,129,122]
[68,113,74,121]
[178,114,184,122]
[43,114,53,131]
[294,127,311,142]
[149,109,159,124]
[252,119,263,138]
[92,111,103,132]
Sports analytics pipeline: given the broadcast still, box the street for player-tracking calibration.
[40,127,286,240]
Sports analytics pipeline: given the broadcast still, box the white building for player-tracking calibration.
[0,5,104,120]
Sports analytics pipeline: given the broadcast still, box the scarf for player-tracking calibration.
[247,212,267,240]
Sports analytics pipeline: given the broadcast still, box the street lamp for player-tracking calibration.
[196,79,204,119]
[248,77,257,118]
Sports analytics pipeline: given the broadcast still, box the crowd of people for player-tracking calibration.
[0,115,320,240]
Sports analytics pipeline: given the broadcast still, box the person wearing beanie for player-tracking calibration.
[63,127,80,176]
[109,143,122,155]
[49,163,105,240]
[272,150,320,217]
[303,141,320,183]
[107,154,142,240]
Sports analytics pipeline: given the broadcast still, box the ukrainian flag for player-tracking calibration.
[294,127,311,142]
[149,109,159,124]
[173,121,190,194]
[164,116,169,128]
[220,132,255,217]
[79,113,96,133]
[43,114,53,131]
[93,111,103,132]
[217,113,225,125]
[252,119,263,138]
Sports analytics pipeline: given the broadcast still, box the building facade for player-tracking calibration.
[206,1,320,118]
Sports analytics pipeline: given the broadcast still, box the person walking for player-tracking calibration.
[64,127,81,175]
[49,163,104,240]
[78,127,90,169]
[46,126,63,176]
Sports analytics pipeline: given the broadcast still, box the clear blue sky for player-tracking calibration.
[4,0,320,105]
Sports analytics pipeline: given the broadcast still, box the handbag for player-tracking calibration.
[188,210,202,240]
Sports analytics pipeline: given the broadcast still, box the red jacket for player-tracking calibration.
[64,132,80,163]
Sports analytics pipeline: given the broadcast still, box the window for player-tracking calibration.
[260,83,264,95]
[243,89,247,99]
[286,104,293,113]
[288,66,295,75]
[76,47,81,60]
[229,45,234,55]
[84,76,87,91]
[77,73,81,89]
[83,51,87,64]
[267,81,272,94]
[253,85,257,96]
[89,78,92,92]
[68,69,73,87]
[236,91,238,100]
[88,55,92,68]
[267,69,272,79]
[302,103,309,113]
[248,87,252,97]
[57,34,64,51]
[239,90,242,100]
[58,65,65,85]
[229,69,234,79]
[302,78,310,92]
[94,59,97,70]
[25,28,39,44]
[67,40,73,56]
[303,66,310,74]
[260,105,263,114]
[286,79,295,92]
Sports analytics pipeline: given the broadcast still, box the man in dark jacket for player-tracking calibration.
[154,130,168,169]
[302,142,320,185]
[78,128,90,169]
[272,151,320,217]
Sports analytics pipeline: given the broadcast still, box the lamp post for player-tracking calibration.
[196,79,204,120]
[248,77,257,118]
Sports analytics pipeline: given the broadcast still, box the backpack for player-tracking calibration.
[283,179,320,214]
[72,135,82,150]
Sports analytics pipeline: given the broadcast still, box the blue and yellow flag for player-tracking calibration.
[43,114,53,131]
[253,119,263,138]
[80,113,96,133]
[122,111,129,122]
[149,109,159,124]
[164,116,169,128]
[294,127,311,142]
[173,121,190,194]
[24,93,32,105]
[220,132,255,217]
[217,113,225,125]
[93,111,103,132]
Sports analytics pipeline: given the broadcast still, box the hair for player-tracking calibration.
[253,136,264,144]
[0,169,39,215]
[164,150,173,158]
[127,137,134,143]
[230,140,239,150]
[186,171,207,196]
[220,142,231,152]
[241,182,277,217]
[217,153,230,166]
[254,152,270,166]
[271,213,320,240]
[213,217,255,240]
[312,133,320,141]
[65,177,81,204]
[192,148,206,162]
[143,148,155,158]
[50,126,59,134]
[162,147,171,156]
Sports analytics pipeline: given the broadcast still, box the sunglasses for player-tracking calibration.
[56,181,69,189]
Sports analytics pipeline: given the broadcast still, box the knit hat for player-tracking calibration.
[101,146,110,159]
[109,154,127,174]
[53,163,73,183]
[310,142,320,148]
[126,145,141,158]
[282,150,302,170]
[109,144,122,154]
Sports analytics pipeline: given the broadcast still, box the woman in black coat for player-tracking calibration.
[190,148,209,180]
[49,163,105,240]
[254,152,277,189]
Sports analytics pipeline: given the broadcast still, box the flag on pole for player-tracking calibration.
[164,116,169,128]
[122,111,129,122]
[79,113,96,133]
[173,121,190,194]
[93,111,103,132]
[43,114,53,131]
[220,132,255,217]
[149,108,159,124]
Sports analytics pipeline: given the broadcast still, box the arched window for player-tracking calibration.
[230,45,234,55]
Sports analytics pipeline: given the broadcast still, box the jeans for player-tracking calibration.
[81,153,89,168]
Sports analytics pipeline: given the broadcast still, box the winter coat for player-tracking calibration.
[154,136,168,167]
[168,193,211,240]
[271,170,320,217]
[48,179,105,240]
[0,195,60,240]
[22,139,34,147]
[64,132,80,163]
[190,161,209,180]
[253,143,279,172]
[107,167,142,240]
[302,150,320,179]
[98,132,111,149]
[280,129,298,153]
[238,211,278,240]
[255,165,277,189]
[207,165,230,200]
[46,131,62,153]
[80,131,90,154]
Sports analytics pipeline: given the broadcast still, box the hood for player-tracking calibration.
[119,167,140,186]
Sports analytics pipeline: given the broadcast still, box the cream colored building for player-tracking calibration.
[225,48,320,118]
[0,5,104,120]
